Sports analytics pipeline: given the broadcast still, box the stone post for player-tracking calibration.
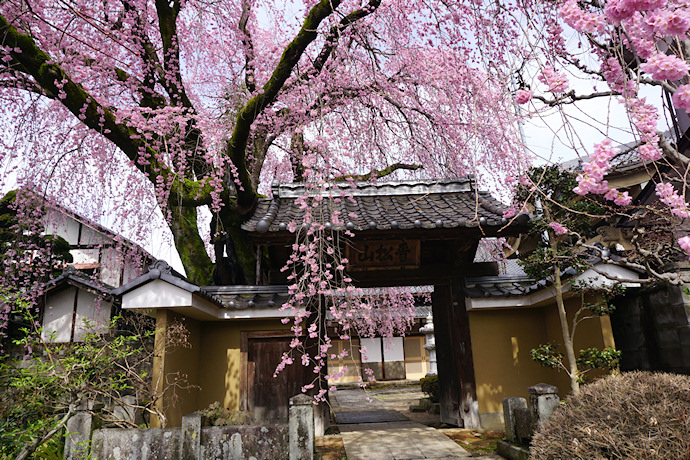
[64,412,94,460]
[181,412,202,460]
[528,383,560,429]
[502,397,528,443]
[420,314,437,376]
[289,394,314,460]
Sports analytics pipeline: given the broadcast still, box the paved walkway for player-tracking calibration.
[330,389,501,460]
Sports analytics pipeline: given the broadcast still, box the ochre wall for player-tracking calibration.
[196,319,288,411]
[469,296,616,416]
[152,310,202,427]
[470,308,555,415]
[153,312,288,427]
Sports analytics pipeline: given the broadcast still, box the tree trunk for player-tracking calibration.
[551,242,580,395]
[169,204,214,285]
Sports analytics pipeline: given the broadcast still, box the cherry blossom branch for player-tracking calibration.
[531,90,622,107]
[333,163,422,181]
[225,0,348,213]
[239,0,256,93]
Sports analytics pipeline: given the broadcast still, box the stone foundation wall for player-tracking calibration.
[611,285,690,374]
[68,395,318,460]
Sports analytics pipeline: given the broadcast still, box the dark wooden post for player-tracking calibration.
[432,279,480,428]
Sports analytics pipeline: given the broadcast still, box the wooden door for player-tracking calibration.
[243,333,306,423]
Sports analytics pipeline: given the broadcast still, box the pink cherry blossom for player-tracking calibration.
[538,66,570,93]
[678,236,690,254]
[646,8,690,36]
[672,84,690,111]
[515,90,533,104]
[549,221,569,235]
[640,53,690,81]
[560,0,606,34]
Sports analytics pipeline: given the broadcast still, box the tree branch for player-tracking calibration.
[239,0,257,93]
[333,163,422,181]
[532,90,621,107]
[225,0,347,213]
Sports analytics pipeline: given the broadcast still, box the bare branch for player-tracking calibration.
[333,163,423,181]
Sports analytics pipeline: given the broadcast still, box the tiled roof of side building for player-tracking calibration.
[243,178,524,234]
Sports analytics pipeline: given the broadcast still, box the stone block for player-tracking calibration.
[496,440,530,460]
[502,397,527,443]
[64,412,93,460]
[200,425,289,460]
[514,407,532,444]
[111,395,142,426]
[181,412,202,460]
[529,383,559,429]
[654,328,679,349]
[289,394,314,460]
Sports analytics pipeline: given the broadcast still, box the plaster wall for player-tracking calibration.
[123,279,193,309]
[469,308,554,417]
[542,296,614,392]
[153,314,289,427]
[44,209,80,245]
[469,297,616,428]
[73,290,111,340]
[42,287,76,342]
[153,310,201,427]
[196,319,288,412]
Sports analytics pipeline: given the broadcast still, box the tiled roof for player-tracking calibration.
[200,285,290,310]
[464,266,580,298]
[464,275,544,298]
[243,178,522,234]
[43,265,114,295]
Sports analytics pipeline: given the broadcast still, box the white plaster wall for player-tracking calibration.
[121,261,141,285]
[73,291,112,340]
[122,279,192,309]
[79,225,109,245]
[382,337,405,362]
[360,338,382,363]
[42,287,76,342]
[100,246,124,287]
[71,248,101,265]
[43,209,80,245]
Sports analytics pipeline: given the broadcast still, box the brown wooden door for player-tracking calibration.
[246,335,305,423]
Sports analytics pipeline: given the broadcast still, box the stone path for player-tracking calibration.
[330,389,501,460]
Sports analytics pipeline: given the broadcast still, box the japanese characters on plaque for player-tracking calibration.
[347,239,420,270]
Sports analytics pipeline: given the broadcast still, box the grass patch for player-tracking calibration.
[315,434,347,460]
[440,429,503,455]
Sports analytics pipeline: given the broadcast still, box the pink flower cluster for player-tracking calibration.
[538,66,569,93]
[645,8,690,36]
[605,0,667,23]
[574,139,618,195]
[604,188,633,205]
[549,221,569,235]
[678,236,690,255]
[601,57,637,96]
[656,182,690,217]
[672,84,690,112]
[515,89,532,104]
[624,97,663,161]
[559,0,606,34]
[640,52,690,81]
[638,142,663,161]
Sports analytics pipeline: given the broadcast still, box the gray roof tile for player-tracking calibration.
[243,178,523,234]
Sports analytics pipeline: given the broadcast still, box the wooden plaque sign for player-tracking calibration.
[347,239,420,270]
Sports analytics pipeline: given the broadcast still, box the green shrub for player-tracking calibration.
[531,371,690,459]
[420,375,439,403]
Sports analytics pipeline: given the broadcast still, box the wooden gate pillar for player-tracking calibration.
[432,279,480,428]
